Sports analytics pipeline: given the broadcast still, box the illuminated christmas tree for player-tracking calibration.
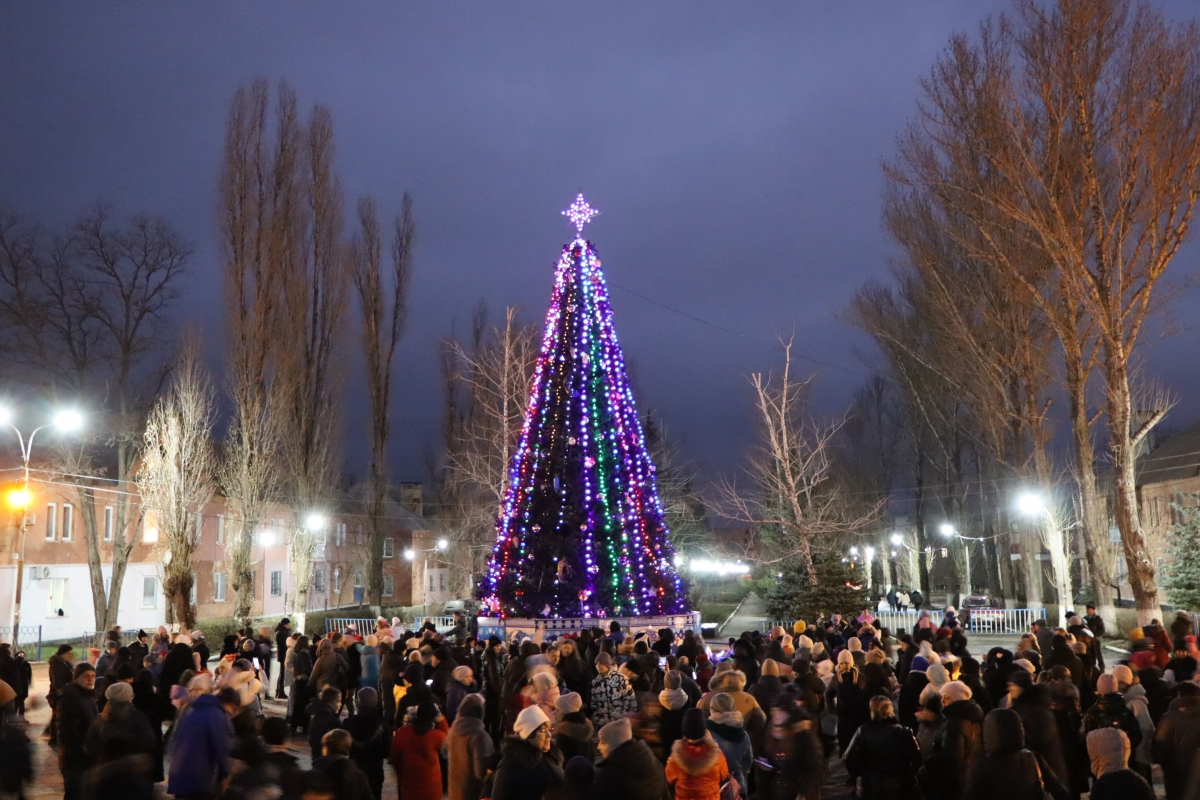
[479,195,688,619]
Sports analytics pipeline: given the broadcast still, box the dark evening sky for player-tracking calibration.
[4,3,1200,486]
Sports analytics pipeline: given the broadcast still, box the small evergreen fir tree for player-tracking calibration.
[1164,498,1200,611]
[765,552,870,621]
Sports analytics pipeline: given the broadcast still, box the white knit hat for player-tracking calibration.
[513,704,551,739]
[940,680,973,704]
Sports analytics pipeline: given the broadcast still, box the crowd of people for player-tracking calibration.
[0,603,1197,799]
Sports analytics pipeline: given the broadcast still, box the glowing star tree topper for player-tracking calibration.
[479,195,687,619]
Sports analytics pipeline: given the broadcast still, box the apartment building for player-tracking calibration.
[0,478,434,640]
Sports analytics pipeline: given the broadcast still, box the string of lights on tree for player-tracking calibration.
[479,195,687,619]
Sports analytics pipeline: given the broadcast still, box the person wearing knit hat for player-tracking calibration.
[940,680,973,704]
[899,655,931,730]
[555,691,583,718]
[793,620,807,635]
[666,707,731,799]
[1111,664,1134,689]
[597,717,633,756]
[105,681,135,704]
[591,713,669,799]
[1087,727,1154,800]
[910,655,930,673]
[591,651,637,728]
[444,693,494,800]
[513,704,551,740]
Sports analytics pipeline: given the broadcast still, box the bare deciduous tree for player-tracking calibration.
[719,341,878,577]
[353,194,414,611]
[137,339,216,627]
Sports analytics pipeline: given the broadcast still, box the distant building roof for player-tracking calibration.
[1138,420,1200,487]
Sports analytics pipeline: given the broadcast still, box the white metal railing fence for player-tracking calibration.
[755,608,1047,638]
[324,615,458,635]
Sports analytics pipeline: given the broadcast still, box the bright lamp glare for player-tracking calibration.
[259,532,276,547]
[6,488,30,509]
[1017,493,1046,516]
[53,409,83,432]
[436,538,448,551]
[0,408,11,427]
[940,523,954,537]
[890,533,903,546]
[849,546,858,555]
[403,549,415,561]
[305,514,326,530]
[687,558,749,576]
[865,546,876,559]
[673,553,685,567]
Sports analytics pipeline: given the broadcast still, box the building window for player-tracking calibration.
[61,504,73,542]
[383,538,394,559]
[142,514,158,543]
[47,578,67,617]
[142,576,157,608]
[429,572,435,593]
[193,513,203,545]
[271,570,282,597]
[335,523,346,547]
[314,531,327,561]
[45,503,57,541]
[383,573,394,597]
[314,569,325,593]
[354,568,363,589]
[250,571,256,599]
[104,506,114,542]
[439,571,445,592]
[217,514,225,545]
[356,524,363,544]
[103,575,110,599]
[333,567,342,594]
[189,581,197,604]
[214,572,227,602]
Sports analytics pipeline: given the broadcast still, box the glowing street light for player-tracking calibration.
[939,523,955,537]
[305,513,327,531]
[890,532,903,546]
[849,546,859,556]
[0,406,85,637]
[1017,492,1047,517]
[436,538,448,551]
[403,549,415,561]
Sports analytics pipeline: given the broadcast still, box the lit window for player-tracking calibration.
[336,523,346,547]
[45,503,57,541]
[61,504,73,542]
[214,572,227,602]
[217,514,225,545]
[383,538,394,559]
[354,568,363,589]
[383,573,394,597]
[47,578,67,617]
[189,581,197,605]
[103,506,114,542]
[333,567,342,594]
[271,571,282,597]
[142,576,157,608]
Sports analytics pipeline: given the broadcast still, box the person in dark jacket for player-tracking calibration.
[57,663,98,800]
[958,657,992,714]
[832,660,870,755]
[844,695,922,800]
[1042,635,1084,691]
[167,687,237,798]
[274,618,292,699]
[1089,727,1154,800]
[312,728,375,800]
[308,686,345,761]
[551,693,594,763]
[344,687,388,800]
[47,644,75,744]
[965,708,1068,800]
[1153,682,1200,800]
[83,682,157,800]
[130,670,164,783]
[490,705,564,800]
[898,656,930,732]
[982,648,1015,709]
[0,688,32,798]
[128,631,149,667]
[591,716,669,800]
[920,681,983,800]
[1007,672,1071,795]
[446,694,494,800]
[1083,674,1143,754]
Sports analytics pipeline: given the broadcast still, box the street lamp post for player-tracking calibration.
[404,538,447,613]
[0,408,84,639]
[1017,492,1073,628]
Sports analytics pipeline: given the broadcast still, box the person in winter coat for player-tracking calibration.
[706,693,752,800]
[1083,674,1144,755]
[544,755,594,800]
[1153,682,1200,800]
[1089,727,1154,800]
[429,646,458,709]
[590,652,638,728]
[898,655,930,731]
[308,686,345,761]
[1115,665,1156,779]
[551,692,594,763]
[310,639,341,694]
[1043,670,1089,800]
[1007,672,1071,795]
[82,681,157,800]
[665,708,730,800]
[964,708,1068,800]
[312,728,375,800]
[490,705,564,800]
[0,685,32,799]
[844,695,922,800]
[345,687,389,800]
[360,635,381,695]
[653,671,692,761]
[57,663,98,800]
[592,716,671,800]
[918,681,983,800]
[389,699,449,800]
[167,686,236,799]
[274,618,292,699]
[1042,635,1084,692]
[445,665,476,724]
[761,695,825,800]
[445,694,494,800]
